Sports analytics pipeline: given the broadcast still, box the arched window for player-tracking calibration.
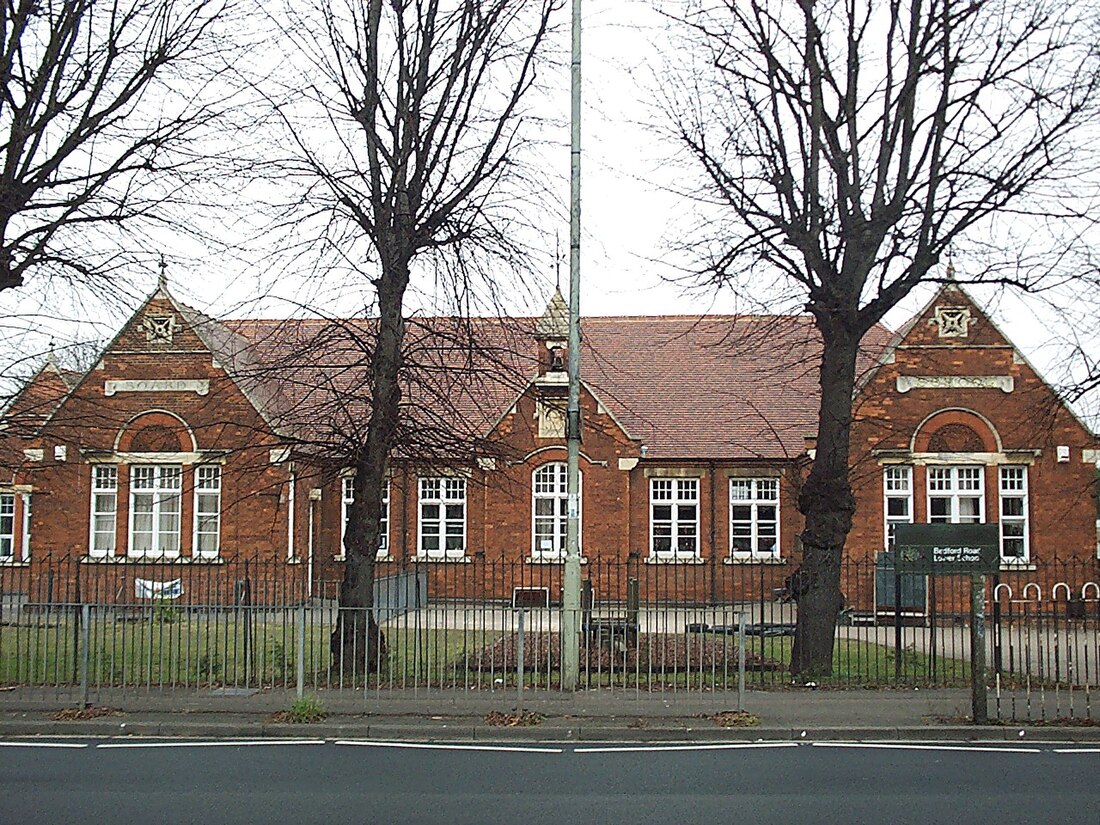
[532,462,579,560]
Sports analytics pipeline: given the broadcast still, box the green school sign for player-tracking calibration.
[893,524,1000,575]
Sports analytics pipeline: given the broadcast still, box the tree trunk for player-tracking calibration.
[790,322,860,677]
[329,253,409,672]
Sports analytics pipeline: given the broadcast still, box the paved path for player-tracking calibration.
[2,685,1099,742]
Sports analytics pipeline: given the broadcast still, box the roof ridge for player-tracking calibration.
[225,312,819,324]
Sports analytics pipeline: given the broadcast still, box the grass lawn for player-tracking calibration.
[0,614,489,690]
[740,636,971,687]
[0,613,973,690]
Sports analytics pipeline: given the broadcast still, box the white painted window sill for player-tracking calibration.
[81,555,224,565]
[724,556,786,565]
[332,555,394,562]
[0,559,29,567]
[645,556,706,565]
[998,561,1037,572]
[413,556,471,564]
[526,556,588,565]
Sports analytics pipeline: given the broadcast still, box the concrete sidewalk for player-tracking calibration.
[1,686,1098,742]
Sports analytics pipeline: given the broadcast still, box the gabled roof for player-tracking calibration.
[170,299,291,434]
[226,313,894,461]
[37,282,293,437]
[224,315,535,453]
[862,281,1098,438]
[9,281,897,461]
[1,359,78,434]
[580,315,891,459]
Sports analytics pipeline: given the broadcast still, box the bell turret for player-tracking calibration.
[534,289,569,376]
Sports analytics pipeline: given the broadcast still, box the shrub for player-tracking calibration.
[280,695,326,724]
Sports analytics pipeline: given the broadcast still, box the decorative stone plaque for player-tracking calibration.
[104,379,209,396]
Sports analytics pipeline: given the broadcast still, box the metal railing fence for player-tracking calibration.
[2,552,1100,721]
[0,602,748,704]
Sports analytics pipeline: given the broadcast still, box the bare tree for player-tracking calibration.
[263,0,560,668]
[667,0,1100,675]
[0,0,236,293]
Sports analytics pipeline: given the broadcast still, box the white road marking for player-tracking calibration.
[0,741,88,749]
[811,742,1041,754]
[335,740,563,754]
[1053,748,1100,754]
[575,743,799,753]
[96,740,326,749]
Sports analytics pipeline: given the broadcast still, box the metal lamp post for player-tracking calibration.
[561,0,583,691]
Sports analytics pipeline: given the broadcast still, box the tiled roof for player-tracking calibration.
[174,301,293,434]
[225,314,892,461]
[2,362,74,430]
[581,315,890,459]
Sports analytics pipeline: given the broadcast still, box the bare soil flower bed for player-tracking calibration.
[465,632,782,673]
[706,710,761,728]
[48,706,122,721]
[484,711,545,727]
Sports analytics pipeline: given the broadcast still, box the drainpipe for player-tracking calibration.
[287,468,296,562]
[401,467,408,562]
[308,488,322,598]
[709,461,717,605]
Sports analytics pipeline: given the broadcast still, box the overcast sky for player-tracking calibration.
[0,0,1093,421]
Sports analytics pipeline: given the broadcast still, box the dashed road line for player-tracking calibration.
[575,743,799,753]
[96,739,326,749]
[810,742,1041,754]
[335,740,564,753]
[0,741,89,749]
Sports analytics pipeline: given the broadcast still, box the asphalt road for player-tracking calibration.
[2,739,1098,824]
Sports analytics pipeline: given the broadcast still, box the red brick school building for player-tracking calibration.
[1,278,1096,614]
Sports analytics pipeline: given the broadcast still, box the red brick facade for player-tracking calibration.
[1,282,1096,608]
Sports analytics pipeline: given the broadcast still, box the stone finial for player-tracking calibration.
[535,288,569,340]
[45,339,60,371]
[157,254,169,293]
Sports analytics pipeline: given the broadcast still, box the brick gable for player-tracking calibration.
[848,283,1099,567]
[3,285,293,570]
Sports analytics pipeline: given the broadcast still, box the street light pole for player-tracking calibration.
[561,0,583,691]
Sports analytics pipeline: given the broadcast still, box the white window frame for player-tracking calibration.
[998,465,1029,562]
[128,464,182,558]
[729,478,780,559]
[341,476,390,559]
[883,466,914,550]
[0,494,15,560]
[926,465,984,524]
[193,464,222,559]
[649,478,700,559]
[89,465,118,558]
[418,477,466,559]
[532,463,580,560]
